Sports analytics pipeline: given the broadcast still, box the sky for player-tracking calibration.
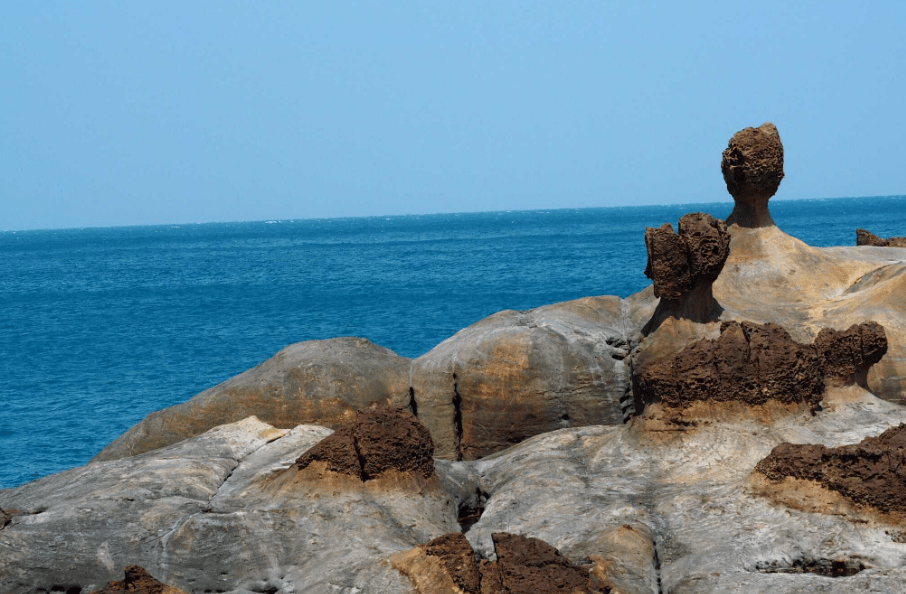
[1,2,904,231]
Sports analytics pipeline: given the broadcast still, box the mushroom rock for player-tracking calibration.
[293,406,435,482]
[722,122,784,228]
[857,228,906,248]
[89,565,188,594]
[754,423,906,520]
[93,337,411,462]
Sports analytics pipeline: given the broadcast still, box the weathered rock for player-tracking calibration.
[489,532,603,594]
[634,321,831,414]
[391,533,482,594]
[755,423,906,516]
[721,122,784,227]
[857,228,906,248]
[0,507,10,529]
[295,407,435,481]
[94,337,411,462]
[644,213,730,301]
[410,295,649,460]
[813,321,888,384]
[89,565,188,594]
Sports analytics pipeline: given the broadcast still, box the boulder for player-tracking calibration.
[410,295,651,460]
[857,228,906,248]
[93,337,411,462]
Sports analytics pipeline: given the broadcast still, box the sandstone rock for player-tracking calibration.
[721,122,784,227]
[644,213,730,301]
[857,228,906,248]
[813,321,888,384]
[94,337,411,462]
[90,565,188,594]
[410,295,644,460]
[755,423,906,516]
[489,532,604,594]
[295,407,435,481]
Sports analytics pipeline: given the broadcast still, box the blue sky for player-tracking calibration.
[1,2,904,231]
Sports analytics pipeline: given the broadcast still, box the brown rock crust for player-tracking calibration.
[644,213,730,301]
[721,122,784,227]
[294,407,435,481]
[424,533,482,593]
[394,532,609,594]
[490,532,605,594]
[856,228,906,248]
[89,565,187,594]
[755,423,906,515]
[0,507,10,530]
[633,321,887,412]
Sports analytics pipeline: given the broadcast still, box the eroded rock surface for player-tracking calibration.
[89,565,187,594]
[294,407,435,481]
[721,122,784,227]
[857,228,906,248]
[644,213,730,301]
[93,337,412,462]
[755,423,906,515]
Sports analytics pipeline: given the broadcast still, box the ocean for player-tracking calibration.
[1,195,904,489]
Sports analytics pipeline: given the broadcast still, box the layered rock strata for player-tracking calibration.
[633,320,887,414]
[755,423,906,516]
[721,122,784,227]
[89,565,188,594]
[857,228,906,248]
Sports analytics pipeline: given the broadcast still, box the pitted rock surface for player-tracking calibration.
[755,423,906,515]
[721,123,784,202]
[813,321,888,382]
[90,565,187,594]
[295,407,435,480]
[644,213,729,301]
[489,533,604,594]
[856,228,906,248]
[634,321,824,411]
[424,533,482,593]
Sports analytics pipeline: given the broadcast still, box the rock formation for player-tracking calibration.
[391,531,610,594]
[94,337,412,462]
[755,423,906,517]
[857,228,906,248]
[722,122,784,227]
[633,320,888,416]
[294,407,435,481]
[89,565,187,594]
[644,213,730,301]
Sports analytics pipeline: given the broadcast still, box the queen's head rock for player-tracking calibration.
[722,122,784,227]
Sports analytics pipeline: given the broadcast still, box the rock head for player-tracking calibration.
[294,406,435,481]
[722,122,784,227]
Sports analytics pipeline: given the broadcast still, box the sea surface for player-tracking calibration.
[1,195,904,489]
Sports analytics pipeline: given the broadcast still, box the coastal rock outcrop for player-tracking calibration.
[93,337,411,462]
[721,122,784,227]
[857,228,906,248]
[89,565,188,594]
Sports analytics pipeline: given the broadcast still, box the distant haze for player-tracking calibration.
[1,2,904,231]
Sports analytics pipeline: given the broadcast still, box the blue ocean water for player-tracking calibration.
[1,195,903,489]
